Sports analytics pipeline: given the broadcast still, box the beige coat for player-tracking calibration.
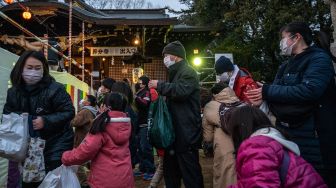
[203,88,239,188]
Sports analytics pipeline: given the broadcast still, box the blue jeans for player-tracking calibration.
[138,127,155,173]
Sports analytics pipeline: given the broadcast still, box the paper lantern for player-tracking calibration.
[4,0,14,4]
[22,11,32,20]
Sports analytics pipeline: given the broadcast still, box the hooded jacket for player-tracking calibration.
[62,111,134,188]
[71,106,97,147]
[229,128,327,188]
[202,87,241,188]
[157,60,202,152]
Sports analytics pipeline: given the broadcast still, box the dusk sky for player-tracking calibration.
[148,0,187,11]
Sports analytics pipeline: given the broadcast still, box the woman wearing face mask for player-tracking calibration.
[3,50,75,188]
[246,22,336,187]
[214,56,258,103]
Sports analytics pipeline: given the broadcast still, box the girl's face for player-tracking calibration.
[279,31,300,55]
[281,31,297,48]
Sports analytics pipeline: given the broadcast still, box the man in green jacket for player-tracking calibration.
[149,41,204,188]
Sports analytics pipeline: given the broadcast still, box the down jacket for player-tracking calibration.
[230,66,258,102]
[62,111,134,188]
[262,46,336,171]
[230,128,327,188]
[3,77,75,163]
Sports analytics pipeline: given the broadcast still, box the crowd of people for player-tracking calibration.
[1,21,336,188]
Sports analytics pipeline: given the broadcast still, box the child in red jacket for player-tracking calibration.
[215,56,258,103]
[62,93,134,188]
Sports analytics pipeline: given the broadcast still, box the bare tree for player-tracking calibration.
[0,0,154,9]
[85,0,153,9]
[86,0,110,9]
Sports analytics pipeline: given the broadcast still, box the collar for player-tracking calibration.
[168,60,187,80]
[228,65,239,89]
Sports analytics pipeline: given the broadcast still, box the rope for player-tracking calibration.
[0,10,92,75]
[68,0,73,73]
[82,21,85,81]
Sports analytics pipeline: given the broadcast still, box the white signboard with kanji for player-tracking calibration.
[90,47,137,57]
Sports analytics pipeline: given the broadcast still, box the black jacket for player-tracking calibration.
[135,87,151,125]
[3,77,75,163]
[157,60,202,152]
[263,46,336,170]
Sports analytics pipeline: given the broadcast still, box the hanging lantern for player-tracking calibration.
[132,68,144,84]
[22,11,32,20]
[4,0,14,4]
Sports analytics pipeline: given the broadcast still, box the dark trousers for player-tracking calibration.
[138,127,155,173]
[163,149,204,188]
[130,132,139,168]
[22,160,62,188]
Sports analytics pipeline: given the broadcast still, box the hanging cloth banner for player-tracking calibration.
[90,47,137,57]
[50,71,89,112]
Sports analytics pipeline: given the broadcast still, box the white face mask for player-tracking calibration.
[163,56,175,68]
[79,99,85,109]
[216,72,230,83]
[22,68,43,85]
[280,35,297,56]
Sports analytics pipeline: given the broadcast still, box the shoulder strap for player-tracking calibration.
[279,149,290,187]
[218,102,243,132]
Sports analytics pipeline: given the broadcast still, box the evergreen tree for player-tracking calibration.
[180,0,331,81]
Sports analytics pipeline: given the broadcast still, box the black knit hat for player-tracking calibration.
[162,41,186,59]
[215,56,234,74]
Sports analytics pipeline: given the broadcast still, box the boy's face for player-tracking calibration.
[100,86,110,94]
[82,97,91,106]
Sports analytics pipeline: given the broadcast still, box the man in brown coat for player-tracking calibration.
[202,82,244,188]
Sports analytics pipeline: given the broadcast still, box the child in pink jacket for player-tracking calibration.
[223,106,326,188]
[62,93,134,188]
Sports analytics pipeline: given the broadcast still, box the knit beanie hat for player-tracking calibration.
[162,41,186,59]
[215,56,234,74]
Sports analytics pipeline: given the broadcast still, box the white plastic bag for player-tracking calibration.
[38,165,80,188]
[23,137,46,183]
[0,113,29,162]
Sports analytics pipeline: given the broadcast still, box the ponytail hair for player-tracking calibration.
[89,92,127,134]
[90,110,110,135]
[280,22,313,46]
[313,31,336,63]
